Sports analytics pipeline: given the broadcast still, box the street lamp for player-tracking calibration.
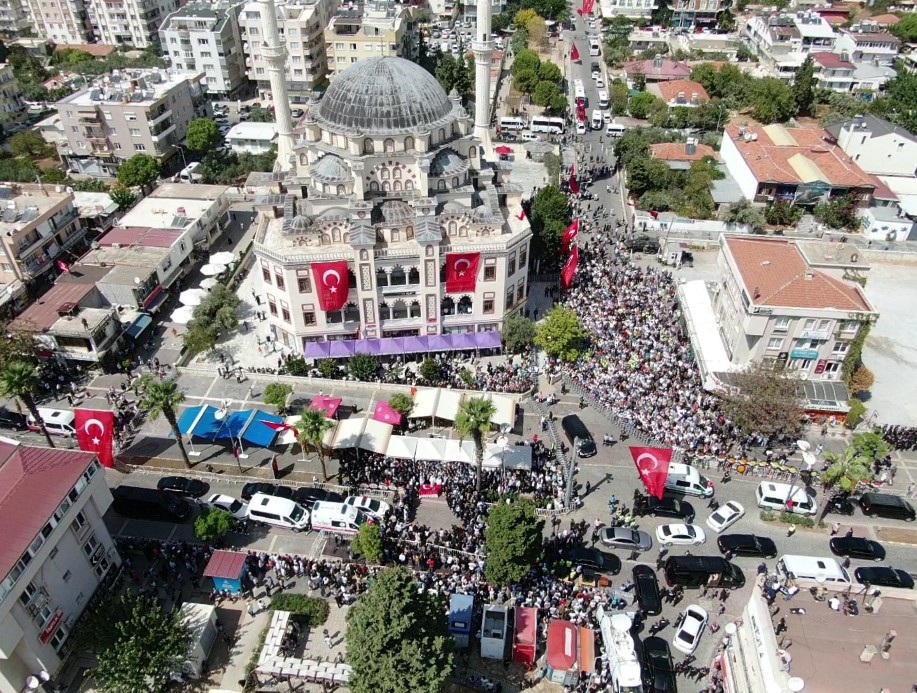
[173,143,188,169]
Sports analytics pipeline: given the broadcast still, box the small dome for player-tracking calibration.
[442,201,467,214]
[311,154,352,183]
[431,148,467,176]
[379,200,414,224]
[473,206,495,223]
[315,57,455,135]
[290,215,313,231]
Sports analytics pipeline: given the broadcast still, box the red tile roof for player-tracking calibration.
[652,79,710,104]
[812,51,853,69]
[725,237,873,311]
[650,142,718,161]
[867,13,900,25]
[10,282,97,332]
[204,550,249,579]
[99,226,182,249]
[0,443,97,579]
[623,58,692,81]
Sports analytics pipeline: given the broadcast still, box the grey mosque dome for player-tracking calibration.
[315,57,455,135]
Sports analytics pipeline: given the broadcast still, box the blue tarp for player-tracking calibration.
[176,405,227,440]
[176,405,281,447]
[240,410,283,447]
[125,314,153,339]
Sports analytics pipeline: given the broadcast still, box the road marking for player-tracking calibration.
[268,534,279,552]
[167,524,178,541]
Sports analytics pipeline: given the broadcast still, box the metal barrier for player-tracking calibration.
[525,394,573,513]
[396,536,484,560]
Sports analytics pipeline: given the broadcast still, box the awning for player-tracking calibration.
[279,415,304,445]
[331,417,366,449]
[435,389,464,421]
[485,393,517,428]
[385,435,418,459]
[177,405,224,439]
[415,437,447,461]
[410,388,439,418]
[310,395,342,418]
[302,332,504,359]
[359,418,393,453]
[142,285,165,311]
[238,410,283,447]
[443,438,476,464]
[373,400,403,425]
[547,620,578,671]
[125,313,153,339]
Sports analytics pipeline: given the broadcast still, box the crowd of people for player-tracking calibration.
[882,424,917,451]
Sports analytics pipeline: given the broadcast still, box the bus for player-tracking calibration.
[589,38,601,56]
[531,116,566,134]
[573,79,586,107]
[499,116,527,132]
[597,90,609,109]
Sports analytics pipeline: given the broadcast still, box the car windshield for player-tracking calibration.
[366,499,381,512]
[229,500,243,513]
[289,506,305,523]
[685,526,696,538]
[677,631,695,644]
[711,510,726,523]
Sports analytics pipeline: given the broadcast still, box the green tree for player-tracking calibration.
[530,184,569,258]
[814,194,862,231]
[538,61,562,83]
[484,498,545,585]
[890,13,917,43]
[720,199,767,232]
[93,593,192,693]
[0,361,54,447]
[627,158,672,197]
[719,359,803,438]
[610,80,629,115]
[388,393,414,418]
[510,48,541,76]
[183,285,241,355]
[533,80,561,106]
[455,396,496,491]
[182,321,220,356]
[512,68,539,94]
[193,506,236,542]
[821,444,871,493]
[750,77,796,124]
[117,153,161,190]
[502,314,536,353]
[10,130,53,158]
[792,56,816,117]
[348,352,380,381]
[850,430,890,463]
[419,357,441,383]
[534,305,586,362]
[295,407,335,479]
[346,567,453,693]
[186,117,221,153]
[765,200,802,227]
[262,382,293,414]
[71,179,110,192]
[628,92,659,119]
[248,106,274,122]
[513,8,538,28]
[351,521,383,562]
[139,375,190,468]
[317,358,340,379]
[108,183,136,211]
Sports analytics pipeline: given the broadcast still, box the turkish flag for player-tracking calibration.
[649,210,659,220]
[373,401,403,426]
[569,171,580,195]
[261,420,296,433]
[445,252,480,293]
[576,103,586,122]
[74,409,115,468]
[516,208,526,220]
[310,260,349,311]
[576,7,582,14]
[561,219,579,254]
[561,244,579,289]
[571,43,580,62]
[630,446,673,499]
[56,260,70,273]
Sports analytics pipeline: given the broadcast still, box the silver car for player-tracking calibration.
[599,527,653,552]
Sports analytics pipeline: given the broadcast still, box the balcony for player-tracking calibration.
[77,112,100,123]
[151,123,176,142]
[148,108,172,126]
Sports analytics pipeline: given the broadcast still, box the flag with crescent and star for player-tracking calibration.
[561,244,579,290]
[629,446,674,499]
[310,260,349,311]
[571,43,580,62]
[445,252,480,294]
[568,170,580,195]
[74,408,115,468]
[561,219,579,254]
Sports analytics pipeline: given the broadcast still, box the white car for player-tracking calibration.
[345,495,391,520]
[705,501,746,533]
[596,77,605,89]
[603,112,612,124]
[673,605,708,654]
[576,121,586,135]
[205,494,248,520]
[655,523,707,546]
[591,69,601,80]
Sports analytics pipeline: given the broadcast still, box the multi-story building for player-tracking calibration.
[0,64,26,133]
[324,2,417,77]
[86,0,180,48]
[0,0,30,36]
[0,445,118,693]
[668,30,740,60]
[20,0,92,44]
[668,0,729,29]
[427,0,456,25]
[598,0,658,20]
[833,21,900,66]
[459,0,503,22]
[55,68,210,177]
[252,57,532,349]
[743,11,836,80]
[0,183,87,286]
[239,0,335,104]
[159,1,249,97]
[812,51,855,92]
[825,115,917,179]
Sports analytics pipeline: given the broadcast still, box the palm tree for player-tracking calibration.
[139,375,190,469]
[0,360,54,448]
[455,396,496,492]
[295,407,336,480]
[821,445,872,494]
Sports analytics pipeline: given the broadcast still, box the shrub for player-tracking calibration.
[779,511,815,527]
[845,397,866,429]
[269,594,330,626]
[759,509,777,522]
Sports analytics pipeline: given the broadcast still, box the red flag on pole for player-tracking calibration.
[569,171,580,195]
[73,409,115,468]
[561,219,579,254]
[261,420,296,433]
[571,43,580,62]
[445,252,480,293]
[649,210,659,220]
[629,446,674,499]
[561,244,579,289]
[56,260,70,273]
[515,208,526,220]
[310,260,349,311]
[576,7,582,14]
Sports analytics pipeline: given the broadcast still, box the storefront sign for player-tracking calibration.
[39,608,63,644]
[777,352,789,361]
[800,330,829,340]
[790,348,819,360]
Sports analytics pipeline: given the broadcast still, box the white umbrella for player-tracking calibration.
[171,305,195,325]
[199,277,219,289]
[802,451,817,470]
[179,288,207,306]
[209,251,235,265]
[796,440,811,452]
[200,263,227,276]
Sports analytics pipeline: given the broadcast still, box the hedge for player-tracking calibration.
[269,594,330,626]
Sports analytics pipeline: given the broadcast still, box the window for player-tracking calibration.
[483,297,494,313]
[840,320,858,333]
[335,42,344,49]
[71,511,87,533]
[62,570,71,582]
[767,337,783,350]
[129,128,140,136]
[519,246,527,268]
[267,295,277,316]
[773,316,790,331]
[124,113,137,121]
[200,51,211,58]
[281,305,290,322]
[302,310,316,325]
[134,144,146,151]
[275,272,285,290]
[817,319,831,331]
[508,255,516,276]
[517,283,525,303]
[49,624,68,651]
[505,288,514,310]
[832,341,850,355]
[297,276,311,293]
[197,37,208,44]
[261,261,272,283]
[484,266,496,281]
[18,580,36,606]
[803,319,816,330]
[81,534,98,558]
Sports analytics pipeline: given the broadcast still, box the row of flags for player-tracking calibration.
[575,0,595,15]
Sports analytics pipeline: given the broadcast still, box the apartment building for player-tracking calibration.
[239,0,335,103]
[20,0,92,44]
[0,0,29,36]
[668,0,728,29]
[743,11,836,80]
[826,115,917,179]
[458,0,504,22]
[0,64,25,133]
[0,183,87,286]
[0,445,117,693]
[598,0,658,20]
[55,68,210,177]
[833,21,900,66]
[159,0,249,97]
[86,0,180,48]
[324,2,417,77]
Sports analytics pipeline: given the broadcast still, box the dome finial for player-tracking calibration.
[448,87,461,102]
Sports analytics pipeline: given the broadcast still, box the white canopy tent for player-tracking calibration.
[435,390,464,421]
[484,393,517,428]
[443,439,476,464]
[483,443,533,471]
[385,435,419,459]
[277,415,335,448]
[410,388,439,418]
[415,437,447,462]
[359,419,393,454]
[331,417,366,449]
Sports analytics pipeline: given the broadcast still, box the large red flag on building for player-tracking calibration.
[74,409,116,468]
[571,43,580,62]
[629,446,674,499]
[516,208,527,220]
[561,219,579,254]
[569,171,580,195]
[561,244,579,289]
[445,252,480,293]
[310,260,349,311]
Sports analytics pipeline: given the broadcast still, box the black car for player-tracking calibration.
[633,564,662,615]
[0,407,27,431]
[570,547,622,576]
[625,236,660,254]
[156,476,208,498]
[859,493,916,522]
[292,487,344,505]
[825,495,856,515]
[830,537,886,562]
[642,637,677,693]
[717,534,778,559]
[635,494,695,523]
[854,566,915,589]
[240,482,293,502]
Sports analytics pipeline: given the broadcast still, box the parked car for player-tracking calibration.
[642,637,677,693]
[599,527,653,552]
[656,523,706,547]
[705,501,745,533]
[205,494,248,520]
[569,546,622,576]
[635,494,695,522]
[716,533,777,559]
[240,482,293,501]
[854,566,915,589]
[625,236,660,254]
[0,407,28,431]
[825,494,856,515]
[156,476,208,498]
[344,495,390,521]
[672,605,708,655]
[859,493,916,522]
[829,536,886,562]
[293,487,344,506]
[633,564,662,615]
[291,108,305,119]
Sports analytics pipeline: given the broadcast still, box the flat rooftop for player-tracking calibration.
[150,183,230,201]
[79,244,168,269]
[226,122,278,140]
[51,307,111,336]
[118,196,214,229]
[0,184,70,234]
[58,69,202,108]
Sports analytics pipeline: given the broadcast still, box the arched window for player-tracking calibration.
[459,226,467,237]
[409,300,421,318]
[384,138,395,153]
[321,234,331,245]
[379,302,391,321]
[408,267,420,284]
[331,227,341,243]
[406,226,414,240]
[457,296,473,314]
[448,221,457,235]
[392,300,408,320]
[392,229,400,242]
[438,128,446,143]
[393,168,401,179]
[347,269,357,288]
[437,180,446,191]
[380,168,390,180]
[393,180,402,192]
[405,180,414,191]
[441,296,456,315]
[344,303,360,322]
[390,267,406,285]
[370,181,379,192]
[363,138,374,154]
[343,233,349,243]
[469,146,477,159]
[376,268,388,287]
[404,136,415,151]
[360,250,369,261]
[336,184,345,195]
[382,181,391,192]
[451,177,459,188]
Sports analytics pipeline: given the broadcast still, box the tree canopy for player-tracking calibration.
[502,314,536,353]
[348,353,380,381]
[193,506,236,541]
[719,359,803,438]
[183,285,241,356]
[117,154,161,189]
[484,498,545,585]
[792,56,815,117]
[529,184,570,260]
[535,305,586,362]
[186,117,221,153]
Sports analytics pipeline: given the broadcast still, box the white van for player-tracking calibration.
[591,110,603,129]
[178,161,202,183]
[499,116,527,132]
[776,555,851,586]
[756,482,818,516]
[247,493,310,531]
[27,408,76,437]
[606,122,626,137]
[664,463,713,498]
[311,501,366,534]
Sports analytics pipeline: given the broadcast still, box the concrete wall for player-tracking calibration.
[719,133,759,200]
